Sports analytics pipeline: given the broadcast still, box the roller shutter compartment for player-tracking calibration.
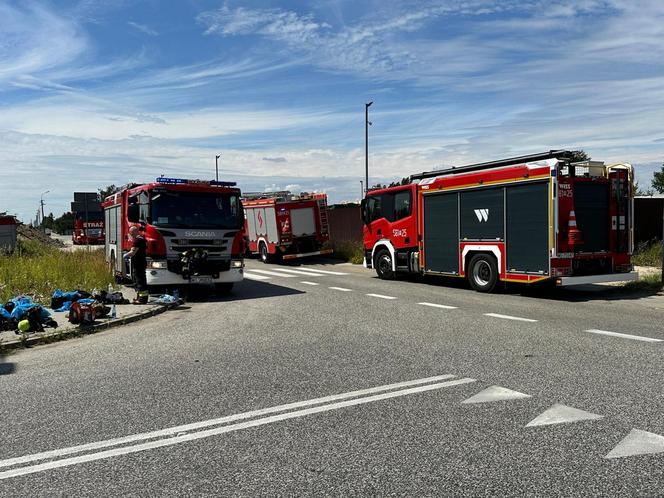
[506,182,549,273]
[423,192,459,273]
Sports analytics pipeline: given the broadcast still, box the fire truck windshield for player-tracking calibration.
[150,191,241,229]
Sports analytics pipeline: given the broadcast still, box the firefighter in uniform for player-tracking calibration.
[124,226,149,304]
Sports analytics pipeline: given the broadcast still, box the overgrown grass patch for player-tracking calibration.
[622,272,663,293]
[326,239,364,264]
[632,240,662,268]
[0,242,113,304]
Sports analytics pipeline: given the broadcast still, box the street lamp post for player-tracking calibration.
[40,190,49,227]
[215,154,221,182]
[365,101,373,194]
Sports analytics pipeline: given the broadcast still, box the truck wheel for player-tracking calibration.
[215,283,234,296]
[468,253,498,293]
[259,242,271,264]
[374,249,395,280]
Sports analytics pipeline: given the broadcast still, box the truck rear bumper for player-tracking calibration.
[282,249,333,260]
[556,271,639,286]
[146,267,244,286]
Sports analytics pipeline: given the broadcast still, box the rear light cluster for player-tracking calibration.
[551,266,572,277]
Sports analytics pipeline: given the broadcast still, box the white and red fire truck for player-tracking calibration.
[362,150,637,292]
[72,211,105,245]
[103,177,245,292]
[243,192,332,262]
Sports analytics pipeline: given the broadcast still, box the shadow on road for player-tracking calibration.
[0,354,16,376]
[181,279,305,303]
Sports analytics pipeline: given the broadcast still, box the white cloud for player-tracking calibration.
[128,21,158,36]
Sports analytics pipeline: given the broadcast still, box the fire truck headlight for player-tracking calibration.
[231,259,243,268]
[148,260,168,269]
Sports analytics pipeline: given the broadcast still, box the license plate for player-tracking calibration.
[190,276,213,284]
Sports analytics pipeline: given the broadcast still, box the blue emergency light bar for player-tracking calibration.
[156,177,237,187]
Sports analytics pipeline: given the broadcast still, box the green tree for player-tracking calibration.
[570,150,590,162]
[53,212,75,233]
[652,163,664,194]
[98,184,121,201]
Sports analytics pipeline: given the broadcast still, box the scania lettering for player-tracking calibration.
[362,150,637,292]
[242,191,332,262]
[103,177,245,293]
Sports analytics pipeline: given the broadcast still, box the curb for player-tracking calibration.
[0,302,179,353]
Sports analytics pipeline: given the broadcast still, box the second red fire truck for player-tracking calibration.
[242,192,332,262]
[103,177,245,293]
[362,150,637,292]
[72,211,105,245]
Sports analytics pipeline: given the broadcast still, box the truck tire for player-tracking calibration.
[374,249,395,280]
[467,253,498,293]
[259,242,271,264]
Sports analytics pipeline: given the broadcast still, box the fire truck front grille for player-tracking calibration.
[172,239,222,246]
[167,259,231,275]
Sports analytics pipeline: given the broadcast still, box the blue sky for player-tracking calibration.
[1,0,663,221]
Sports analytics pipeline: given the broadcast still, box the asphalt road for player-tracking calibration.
[1,259,663,496]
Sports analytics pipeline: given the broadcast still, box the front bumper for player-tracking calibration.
[555,271,639,286]
[145,267,244,286]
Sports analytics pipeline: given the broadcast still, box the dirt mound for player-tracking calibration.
[17,224,65,248]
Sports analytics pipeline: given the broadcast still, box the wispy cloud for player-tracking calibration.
[128,21,158,36]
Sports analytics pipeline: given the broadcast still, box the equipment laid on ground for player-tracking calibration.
[102,177,245,293]
[361,150,637,292]
[242,192,332,262]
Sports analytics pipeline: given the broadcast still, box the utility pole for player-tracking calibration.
[365,101,373,194]
[215,154,221,182]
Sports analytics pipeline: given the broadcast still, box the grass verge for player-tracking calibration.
[622,272,663,293]
[632,240,662,268]
[0,240,113,304]
[326,240,364,264]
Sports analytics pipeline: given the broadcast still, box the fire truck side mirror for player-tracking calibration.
[361,199,369,225]
[127,203,140,223]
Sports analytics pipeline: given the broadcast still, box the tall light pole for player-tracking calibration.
[365,101,373,194]
[40,190,49,226]
[215,154,221,182]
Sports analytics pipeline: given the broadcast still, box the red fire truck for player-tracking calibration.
[362,150,637,292]
[103,177,245,292]
[72,211,105,245]
[243,192,332,263]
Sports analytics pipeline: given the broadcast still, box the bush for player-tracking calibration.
[327,240,364,264]
[632,241,662,268]
[0,242,113,304]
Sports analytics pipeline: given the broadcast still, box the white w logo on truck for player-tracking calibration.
[474,209,489,222]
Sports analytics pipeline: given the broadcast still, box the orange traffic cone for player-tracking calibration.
[567,210,583,247]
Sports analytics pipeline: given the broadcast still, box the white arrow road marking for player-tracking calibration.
[525,404,603,427]
[484,313,538,323]
[418,302,458,310]
[462,385,531,404]
[0,377,476,480]
[243,272,271,281]
[366,293,397,300]
[248,269,296,278]
[0,374,459,471]
[267,268,326,277]
[605,429,664,459]
[585,329,662,343]
[329,287,352,292]
[299,281,319,286]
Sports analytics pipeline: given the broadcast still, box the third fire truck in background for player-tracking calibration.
[243,192,332,263]
[72,210,105,245]
[362,150,637,292]
[103,177,245,293]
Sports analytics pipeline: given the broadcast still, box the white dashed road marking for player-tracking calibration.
[605,429,664,459]
[525,404,603,427]
[418,302,458,310]
[296,268,348,275]
[462,385,531,404]
[0,375,475,480]
[484,313,538,323]
[243,272,270,281]
[585,329,662,343]
[300,281,319,286]
[268,268,326,277]
[366,293,397,300]
[248,269,296,278]
[329,287,352,292]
